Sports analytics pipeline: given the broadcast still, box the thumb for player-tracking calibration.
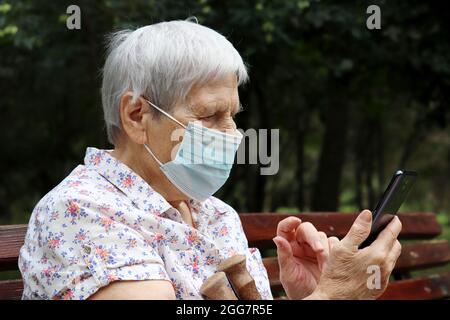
[341,210,372,249]
[273,236,294,268]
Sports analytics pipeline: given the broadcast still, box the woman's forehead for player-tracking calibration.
[185,77,239,112]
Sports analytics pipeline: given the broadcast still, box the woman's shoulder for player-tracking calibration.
[42,164,122,201]
[27,164,126,228]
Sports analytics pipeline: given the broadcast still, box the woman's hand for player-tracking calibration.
[306,210,402,300]
[273,216,338,300]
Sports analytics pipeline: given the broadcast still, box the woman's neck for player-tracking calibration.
[110,145,195,227]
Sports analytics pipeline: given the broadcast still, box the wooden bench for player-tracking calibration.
[1,212,449,300]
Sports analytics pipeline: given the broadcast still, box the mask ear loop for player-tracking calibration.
[144,98,187,129]
[142,98,187,166]
[143,144,163,166]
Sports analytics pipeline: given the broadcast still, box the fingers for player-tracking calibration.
[341,210,372,249]
[318,232,329,255]
[273,236,295,274]
[317,235,340,272]
[295,222,325,253]
[316,232,330,271]
[387,240,402,271]
[372,216,402,252]
[328,236,339,251]
[277,216,302,242]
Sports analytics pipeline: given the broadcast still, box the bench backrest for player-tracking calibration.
[1,212,449,300]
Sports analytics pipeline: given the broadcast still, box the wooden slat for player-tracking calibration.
[380,272,450,300]
[263,240,450,292]
[0,225,27,271]
[0,279,23,300]
[395,240,450,272]
[241,212,441,248]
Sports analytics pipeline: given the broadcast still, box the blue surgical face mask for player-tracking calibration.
[143,99,243,202]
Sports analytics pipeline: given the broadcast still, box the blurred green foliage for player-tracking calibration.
[0,0,449,226]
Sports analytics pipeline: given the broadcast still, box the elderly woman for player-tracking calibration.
[18,20,402,300]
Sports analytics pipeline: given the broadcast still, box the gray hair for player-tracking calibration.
[101,19,249,144]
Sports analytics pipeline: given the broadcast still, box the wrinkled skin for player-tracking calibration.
[274,210,402,300]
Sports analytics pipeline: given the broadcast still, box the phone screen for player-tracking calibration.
[359,170,417,248]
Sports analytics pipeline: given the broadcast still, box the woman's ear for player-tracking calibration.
[118,92,149,145]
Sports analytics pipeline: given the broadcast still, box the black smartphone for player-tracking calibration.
[359,170,417,249]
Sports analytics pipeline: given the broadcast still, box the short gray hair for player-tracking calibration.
[101,19,249,144]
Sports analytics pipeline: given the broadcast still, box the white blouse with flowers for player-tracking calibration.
[18,147,273,300]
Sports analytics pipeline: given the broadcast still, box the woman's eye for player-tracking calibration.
[201,114,215,120]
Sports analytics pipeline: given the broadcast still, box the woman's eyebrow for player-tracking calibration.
[187,99,241,115]
[186,102,211,114]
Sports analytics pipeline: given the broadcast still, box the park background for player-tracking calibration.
[0,0,449,278]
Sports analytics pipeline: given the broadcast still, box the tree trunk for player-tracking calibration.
[245,81,269,212]
[365,120,376,209]
[354,126,364,209]
[375,120,385,196]
[296,112,309,211]
[311,102,350,211]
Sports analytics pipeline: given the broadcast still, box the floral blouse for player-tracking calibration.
[18,147,273,300]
